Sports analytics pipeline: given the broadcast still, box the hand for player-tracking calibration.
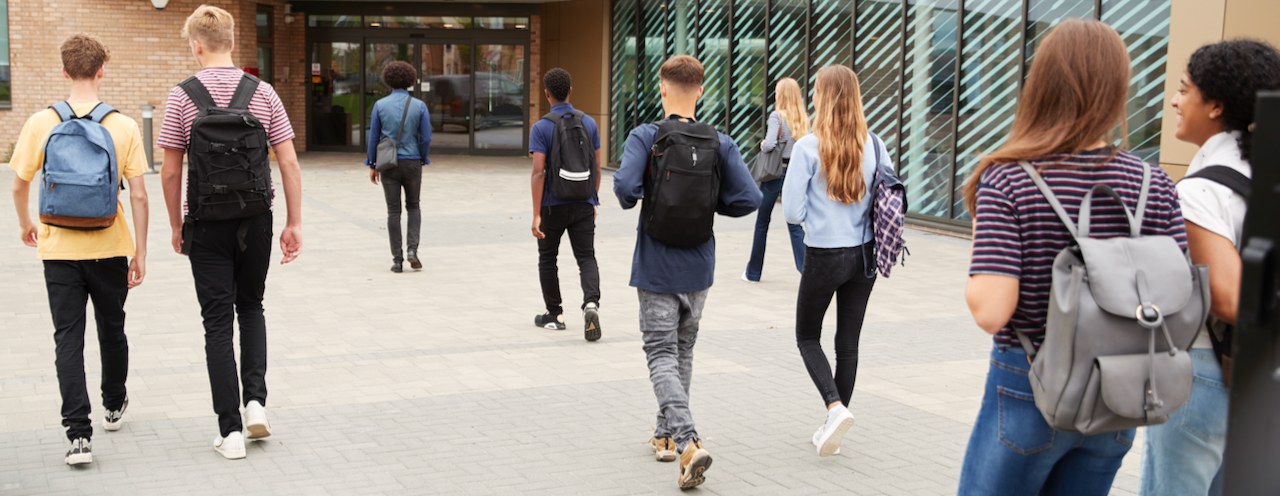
[280,225,303,264]
[127,256,146,289]
[170,228,185,255]
[369,168,379,185]
[531,216,545,239]
[18,223,37,247]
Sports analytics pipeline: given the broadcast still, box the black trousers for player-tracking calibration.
[795,246,876,407]
[188,212,272,437]
[380,160,423,263]
[537,203,601,315]
[44,257,130,441]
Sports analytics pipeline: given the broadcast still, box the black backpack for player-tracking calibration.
[180,74,272,222]
[642,118,721,247]
[543,110,597,201]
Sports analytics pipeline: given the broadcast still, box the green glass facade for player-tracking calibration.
[609,0,1171,226]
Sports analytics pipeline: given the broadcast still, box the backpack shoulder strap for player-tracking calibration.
[1134,160,1152,231]
[86,103,117,123]
[1019,161,1081,239]
[228,74,261,111]
[49,101,76,122]
[1185,165,1252,200]
[178,76,218,112]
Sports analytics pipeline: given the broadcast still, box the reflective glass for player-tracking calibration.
[308,15,361,28]
[697,0,730,130]
[955,0,1021,220]
[309,42,362,147]
[900,0,960,218]
[769,0,808,106]
[475,17,530,30]
[610,0,639,165]
[422,44,474,150]
[366,16,472,29]
[1105,0,1171,163]
[474,44,527,150]
[729,0,768,165]
[809,0,853,90]
[856,0,905,159]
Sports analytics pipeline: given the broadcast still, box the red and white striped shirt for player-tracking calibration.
[157,67,295,151]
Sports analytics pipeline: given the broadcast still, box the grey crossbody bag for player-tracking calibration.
[375,97,413,172]
[1016,161,1210,435]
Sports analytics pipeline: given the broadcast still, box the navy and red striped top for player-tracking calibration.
[968,149,1188,349]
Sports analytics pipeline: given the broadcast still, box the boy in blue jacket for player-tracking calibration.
[612,55,762,490]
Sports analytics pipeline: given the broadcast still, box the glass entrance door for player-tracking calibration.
[309,41,362,147]
[421,43,473,150]
[473,44,527,151]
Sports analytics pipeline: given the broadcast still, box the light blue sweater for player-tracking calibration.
[782,133,886,248]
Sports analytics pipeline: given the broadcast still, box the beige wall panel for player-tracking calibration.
[1159,0,1227,168]
[1224,0,1280,46]
[539,0,611,160]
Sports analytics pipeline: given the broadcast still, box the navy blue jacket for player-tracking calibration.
[613,118,763,294]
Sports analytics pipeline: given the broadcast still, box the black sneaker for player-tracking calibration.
[583,303,602,342]
[391,261,404,273]
[407,251,423,270]
[534,312,566,330]
[104,397,128,432]
[65,438,92,466]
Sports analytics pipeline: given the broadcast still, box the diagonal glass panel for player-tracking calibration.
[954,0,1022,220]
[901,0,960,218]
[729,0,768,165]
[809,0,853,93]
[1025,0,1094,70]
[697,0,730,130]
[638,0,668,124]
[667,0,696,57]
[610,0,639,166]
[1104,0,1170,164]
[855,0,905,164]
[769,0,809,110]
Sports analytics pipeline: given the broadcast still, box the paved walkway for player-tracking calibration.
[0,154,1145,495]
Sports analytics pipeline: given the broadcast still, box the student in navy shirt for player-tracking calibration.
[613,55,761,490]
[365,61,431,273]
[528,68,603,341]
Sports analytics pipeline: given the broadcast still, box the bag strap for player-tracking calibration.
[1185,165,1252,200]
[393,94,412,144]
[50,101,76,122]
[1018,161,1081,239]
[228,74,261,111]
[1078,184,1139,239]
[86,103,117,123]
[178,77,218,113]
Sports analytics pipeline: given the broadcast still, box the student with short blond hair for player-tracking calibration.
[159,3,303,460]
[614,54,762,489]
[10,33,149,466]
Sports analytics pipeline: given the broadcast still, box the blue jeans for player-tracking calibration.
[1140,348,1227,496]
[745,176,804,281]
[958,346,1134,496]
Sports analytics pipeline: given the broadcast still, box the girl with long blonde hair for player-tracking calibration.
[959,20,1187,494]
[744,78,808,282]
[781,65,887,456]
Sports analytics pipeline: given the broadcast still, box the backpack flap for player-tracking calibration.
[1076,236,1195,322]
[1073,350,1192,437]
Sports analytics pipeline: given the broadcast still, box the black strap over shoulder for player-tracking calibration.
[178,76,218,113]
[228,74,261,110]
[1185,165,1251,200]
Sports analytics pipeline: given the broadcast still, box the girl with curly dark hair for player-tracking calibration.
[365,60,432,273]
[1142,39,1280,496]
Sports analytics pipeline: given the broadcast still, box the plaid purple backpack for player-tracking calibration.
[863,133,909,278]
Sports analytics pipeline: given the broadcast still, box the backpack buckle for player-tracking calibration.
[1135,304,1164,329]
[210,142,227,153]
[212,184,229,195]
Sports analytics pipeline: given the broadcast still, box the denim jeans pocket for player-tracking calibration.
[998,385,1056,455]
[1178,376,1229,444]
[1115,430,1134,448]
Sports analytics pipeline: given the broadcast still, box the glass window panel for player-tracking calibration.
[954,0,1022,220]
[856,0,905,160]
[256,12,270,41]
[666,0,696,57]
[610,0,639,165]
[474,44,527,150]
[422,44,474,149]
[256,47,273,85]
[769,0,808,107]
[0,0,9,106]
[309,42,362,147]
[475,17,529,30]
[366,16,472,29]
[729,0,768,166]
[1104,0,1170,163]
[809,0,853,91]
[308,15,360,28]
[697,0,730,130]
[901,0,959,218]
[638,0,667,123]
[1025,0,1094,68]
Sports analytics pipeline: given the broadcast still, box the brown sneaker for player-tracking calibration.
[648,436,677,462]
[676,439,712,489]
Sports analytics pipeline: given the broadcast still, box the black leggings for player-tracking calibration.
[795,245,876,407]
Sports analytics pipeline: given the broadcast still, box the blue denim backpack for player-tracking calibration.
[39,101,120,230]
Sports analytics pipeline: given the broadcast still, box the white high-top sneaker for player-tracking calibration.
[244,400,272,440]
[214,431,246,460]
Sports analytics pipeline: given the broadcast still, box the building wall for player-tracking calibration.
[538,0,611,156]
[0,0,307,163]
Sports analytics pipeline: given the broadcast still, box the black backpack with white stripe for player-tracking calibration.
[180,74,272,222]
[543,110,596,201]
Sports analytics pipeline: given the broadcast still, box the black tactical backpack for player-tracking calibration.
[642,118,721,247]
[180,74,272,222]
[544,110,597,201]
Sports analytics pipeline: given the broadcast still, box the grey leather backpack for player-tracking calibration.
[1016,161,1210,436]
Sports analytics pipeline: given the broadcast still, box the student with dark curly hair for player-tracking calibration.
[366,60,432,273]
[1142,39,1280,496]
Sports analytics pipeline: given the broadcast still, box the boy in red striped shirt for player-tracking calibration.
[159,4,303,460]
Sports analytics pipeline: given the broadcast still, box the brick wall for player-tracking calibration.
[0,0,307,163]
[529,14,542,120]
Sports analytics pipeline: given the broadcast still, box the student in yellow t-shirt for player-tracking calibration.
[8,34,149,467]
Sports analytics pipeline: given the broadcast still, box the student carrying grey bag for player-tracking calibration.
[1016,161,1210,436]
[374,97,412,172]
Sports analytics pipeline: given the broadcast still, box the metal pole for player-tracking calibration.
[140,104,156,173]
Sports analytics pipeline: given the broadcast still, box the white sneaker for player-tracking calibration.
[741,272,759,284]
[811,425,841,455]
[103,397,128,432]
[244,400,271,440]
[214,431,246,460]
[815,407,855,457]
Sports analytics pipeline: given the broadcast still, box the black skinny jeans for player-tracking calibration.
[796,245,876,407]
[380,160,423,263]
[537,203,601,315]
[44,257,130,441]
[188,212,272,437]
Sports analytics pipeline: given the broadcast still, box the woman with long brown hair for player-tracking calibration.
[743,78,808,282]
[782,65,886,457]
[959,19,1187,494]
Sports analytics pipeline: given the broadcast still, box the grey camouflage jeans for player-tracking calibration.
[638,288,709,447]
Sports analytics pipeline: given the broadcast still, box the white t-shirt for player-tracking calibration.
[1176,131,1250,349]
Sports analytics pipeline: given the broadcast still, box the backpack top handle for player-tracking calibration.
[1018,160,1153,241]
